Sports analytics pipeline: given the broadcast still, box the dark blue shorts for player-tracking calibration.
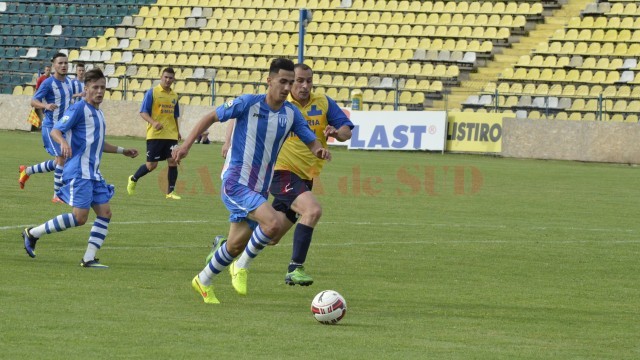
[269,170,313,223]
[146,139,178,162]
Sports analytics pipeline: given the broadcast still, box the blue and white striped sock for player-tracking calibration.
[53,164,64,192]
[235,225,272,270]
[26,160,55,175]
[30,213,78,238]
[199,241,235,285]
[83,216,110,262]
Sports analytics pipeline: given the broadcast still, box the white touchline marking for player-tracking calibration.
[37,238,640,252]
[1,220,637,235]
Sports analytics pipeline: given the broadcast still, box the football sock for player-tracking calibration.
[167,166,178,193]
[83,216,110,262]
[289,223,314,272]
[30,213,79,238]
[132,164,150,181]
[199,241,234,285]
[235,225,272,270]
[53,164,64,192]
[26,160,55,175]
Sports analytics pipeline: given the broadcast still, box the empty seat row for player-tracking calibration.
[502,67,636,84]
[517,55,639,70]
[536,41,640,56]
[552,28,640,42]
[485,82,640,98]
[567,16,640,30]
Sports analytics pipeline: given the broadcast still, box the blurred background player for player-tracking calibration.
[70,62,85,103]
[32,64,51,130]
[173,58,330,304]
[217,63,353,295]
[22,68,139,268]
[126,68,182,199]
[35,65,51,90]
[20,53,76,203]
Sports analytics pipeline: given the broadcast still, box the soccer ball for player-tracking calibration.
[311,290,347,325]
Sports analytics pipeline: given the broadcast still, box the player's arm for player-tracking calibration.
[31,85,57,111]
[221,118,234,158]
[31,98,56,111]
[305,139,331,161]
[103,142,139,158]
[174,102,182,140]
[172,110,220,163]
[50,128,71,158]
[140,112,162,130]
[324,124,352,142]
[323,96,354,141]
[139,89,162,130]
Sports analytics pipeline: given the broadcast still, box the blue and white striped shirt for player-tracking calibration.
[32,76,74,128]
[70,79,84,104]
[218,94,317,194]
[53,100,106,181]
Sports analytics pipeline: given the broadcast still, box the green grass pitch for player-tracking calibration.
[1,130,639,359]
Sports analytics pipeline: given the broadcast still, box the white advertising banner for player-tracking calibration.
[348,111,447,151]
[327,107,352,146]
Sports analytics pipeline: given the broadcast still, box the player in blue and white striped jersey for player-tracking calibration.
[21,68,139,268]
[20,52,76,203]
[173,58,331,304]
[70,62,85,104]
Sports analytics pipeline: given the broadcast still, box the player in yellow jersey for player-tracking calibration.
[126,68,182,199]
[216,64,353,294]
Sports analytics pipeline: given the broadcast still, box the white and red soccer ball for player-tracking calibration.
[311,290,347,325]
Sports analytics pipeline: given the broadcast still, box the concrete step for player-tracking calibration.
[428,0,591,111]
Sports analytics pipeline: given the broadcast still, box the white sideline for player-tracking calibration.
[1,219,637,235]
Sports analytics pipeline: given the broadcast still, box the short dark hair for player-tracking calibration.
[75,63,85,69]
[51,52,67,63]
[294,63,312,72]
[84,68,105,85]
[269,58,294,76]
[162,67,175,76]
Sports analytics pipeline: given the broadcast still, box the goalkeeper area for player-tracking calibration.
[1,130,639,359]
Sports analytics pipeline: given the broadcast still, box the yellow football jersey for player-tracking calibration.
[275,92,351,179]
[141,85,180,140]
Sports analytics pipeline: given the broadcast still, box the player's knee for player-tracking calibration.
[225,241,244,257]
[260,217,281,239]
[101,209,112,219]
[303,204,323,223]
[74,213,89,226]
[146,162,157,171]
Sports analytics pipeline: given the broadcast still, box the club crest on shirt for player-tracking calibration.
[60,115,70,123]
[224,99,234,109]
[278,114,287,127]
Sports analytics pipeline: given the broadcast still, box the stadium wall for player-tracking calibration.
[502,118,640,164]
[0,95,228,141]
[3,95,639,164]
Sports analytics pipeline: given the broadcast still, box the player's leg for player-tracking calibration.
[193,221,253,303]
[128,140,158,195]
[81,180,115,268]
[20,127,61,189]
[234,206,294,269]
[193,181,275,302]
[285,190,322,286]
[80,203,112,268]
[22,210,82,258]
[51,155,65,202]
[19,160,55,189]
[165,153,180,199]
[22,179,88,258]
